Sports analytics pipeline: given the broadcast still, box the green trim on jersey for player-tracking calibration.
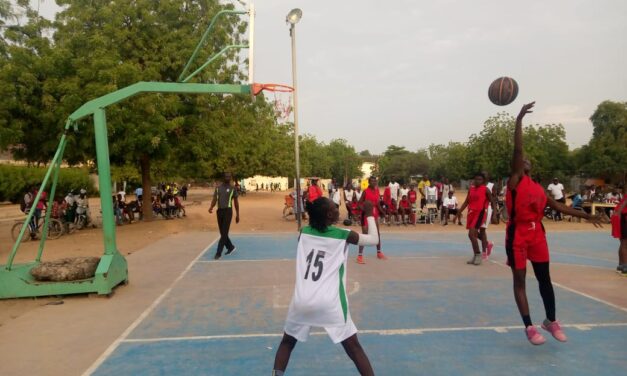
[301,225,349,240]
[339,264,348,323]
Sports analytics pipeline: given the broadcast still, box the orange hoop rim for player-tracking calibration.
[252,83,294,96]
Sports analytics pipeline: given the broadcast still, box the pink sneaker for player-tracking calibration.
[487,241,493,257]
[542,319,568,342]
[525,326,546,345]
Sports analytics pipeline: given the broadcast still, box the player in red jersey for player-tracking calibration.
[357,176,387,264]
[507,102,602,345]
[611,186,627,274]
[455,172,497,265]
[408,184,418,225]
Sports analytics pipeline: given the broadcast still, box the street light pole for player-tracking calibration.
[287,9,303,230]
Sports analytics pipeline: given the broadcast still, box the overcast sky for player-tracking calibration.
[35,0,626,154]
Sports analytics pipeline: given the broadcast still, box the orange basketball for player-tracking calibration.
[488,77,518,106]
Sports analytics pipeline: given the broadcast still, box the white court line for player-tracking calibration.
[120,322,627,344]
[490,260,627,313]
[81,237,219,376]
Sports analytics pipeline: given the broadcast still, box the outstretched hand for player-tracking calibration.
[517,101,535,120]
[586,212,604,228]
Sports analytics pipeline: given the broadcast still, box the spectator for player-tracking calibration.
[571,190,584,209]
[547,178,565,220]
[398,195,411,225]
[306,179,323,211]
[387,198,399,226]
[135,186,143,202]
[388,177,400,206]
[606,188,622,204]
[355,185,363,201]
[434,178,444,209]
[442,177,454,199]
[328,178,337,199]
[442,191,462,226]
[418,175,431,209]
[408,184,418,225]
[344,184,355,220]
[117,189,126,202]
[180,184,188,201]
[399,183,409,207]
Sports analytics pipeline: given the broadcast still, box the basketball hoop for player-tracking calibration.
[252,83,294,123]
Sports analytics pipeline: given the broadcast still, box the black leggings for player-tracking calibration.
[513,261,556,325]
[531,262,556,322]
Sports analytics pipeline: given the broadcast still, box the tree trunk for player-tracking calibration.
[140,155,153,221]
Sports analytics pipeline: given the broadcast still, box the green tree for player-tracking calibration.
[326,139,361,185]
[428,142,469,183]
[578,101,627,182]
[378,145,429,183]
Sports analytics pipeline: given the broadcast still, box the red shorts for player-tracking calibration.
[506,222,549,270]
[466,208,487,230]
[611,213,627,239]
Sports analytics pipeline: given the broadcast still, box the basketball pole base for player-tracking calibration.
[0,251,128,299]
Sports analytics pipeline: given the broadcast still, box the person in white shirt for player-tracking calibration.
[398,183,409,208]
[442,178,454,201]
[117,190,126,202]
[388,178,400,204]
[344,184,355,220]
[441,191,462,225]
[547,178,565,220]
[354,186,362,201]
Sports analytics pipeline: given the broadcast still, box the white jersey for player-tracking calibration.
[286,226,350,327]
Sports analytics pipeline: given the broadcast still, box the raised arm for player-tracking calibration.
[508,102,535,190]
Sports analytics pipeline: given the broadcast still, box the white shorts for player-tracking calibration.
[481,207,493,229]
[284,315,357,344]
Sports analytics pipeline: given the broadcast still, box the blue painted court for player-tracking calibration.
[90,231,626,375]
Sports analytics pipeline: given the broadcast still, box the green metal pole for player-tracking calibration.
[182,44,249,83]
[36,137,67,262]
[6,134,66,270]
[93,109,118,255]
[178,10,247,82]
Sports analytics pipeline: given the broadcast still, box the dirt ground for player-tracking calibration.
[0,188,608,328]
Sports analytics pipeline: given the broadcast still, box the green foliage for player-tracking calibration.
[378,145,429,184]
[0,165,95,203]
[577,101,627,181]
[428,142,469,182]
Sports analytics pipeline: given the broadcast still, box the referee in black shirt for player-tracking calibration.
[209,172,240,259]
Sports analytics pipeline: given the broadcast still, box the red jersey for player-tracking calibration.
[506,175,546,223]
[383,187,392,206]
[614,197,627,214]
[408,190,417,203]
[468,185,489,211]
[399,199,410,209]
[307,185,322,203]
[363,187,380,217]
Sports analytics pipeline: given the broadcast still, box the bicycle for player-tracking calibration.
[11,214,64,242]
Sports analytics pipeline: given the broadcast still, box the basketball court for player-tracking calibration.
[82,231,626,375]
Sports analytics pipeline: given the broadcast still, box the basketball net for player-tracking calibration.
[252,83,294,123]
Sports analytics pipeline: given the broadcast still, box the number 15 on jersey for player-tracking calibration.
[304,249,325,281]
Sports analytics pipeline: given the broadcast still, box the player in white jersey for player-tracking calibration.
[272,198,379,376]
[480,174,498,260]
